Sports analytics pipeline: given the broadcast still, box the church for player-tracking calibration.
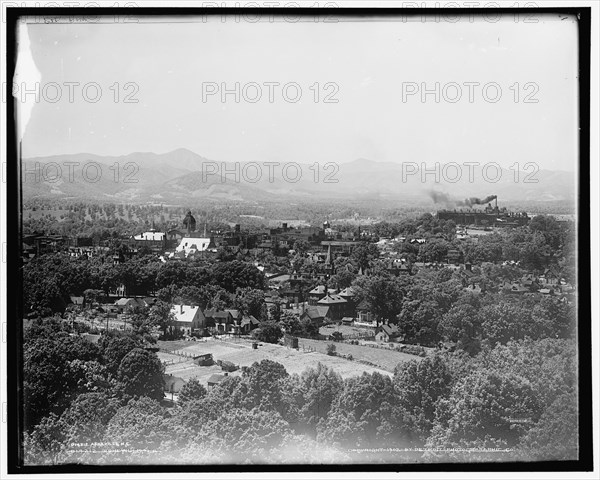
[173,210,216,257]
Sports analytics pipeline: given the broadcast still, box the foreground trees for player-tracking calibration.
[24,337,578,465]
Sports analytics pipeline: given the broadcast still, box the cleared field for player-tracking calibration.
[319,324,375,338]
[297,338,422,372]
[157,338,394,386]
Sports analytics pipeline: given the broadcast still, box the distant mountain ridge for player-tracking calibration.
[22,148,576,205]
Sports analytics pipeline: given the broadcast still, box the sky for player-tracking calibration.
[16,13,579,171]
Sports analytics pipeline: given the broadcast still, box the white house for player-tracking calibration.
[170,304,205,335]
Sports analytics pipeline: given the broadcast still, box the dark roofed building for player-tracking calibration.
[375,324,401,343]
[207,373,228,388]
[240,315,260,334]
[317,294,348,321]
[300,305,330,326]
[308,285,327,305]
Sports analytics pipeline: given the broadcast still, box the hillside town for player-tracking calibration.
[20,195,580,466]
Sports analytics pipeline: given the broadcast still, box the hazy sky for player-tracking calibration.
[18,13,579,170]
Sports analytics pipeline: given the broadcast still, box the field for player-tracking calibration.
[156,337,420,386]
[297,338,423,372]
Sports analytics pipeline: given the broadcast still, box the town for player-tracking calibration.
[21,198,578,464]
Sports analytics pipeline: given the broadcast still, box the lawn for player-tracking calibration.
[296,338,422,372]
[156,337,396,386]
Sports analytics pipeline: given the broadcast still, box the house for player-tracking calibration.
[207,373,229,388]
[240,315,260,334]
[300,305,330,327]
[338,287,357,315]
[213,310,234,334]
[114,297,145,313]
[308,285,328,305]
[376,324,401,343]
[170,304,206,335]
[317,294,348,321]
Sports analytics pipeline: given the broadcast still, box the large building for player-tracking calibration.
[437,197,529,227]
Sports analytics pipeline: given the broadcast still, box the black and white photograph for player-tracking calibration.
[1,2,597,476]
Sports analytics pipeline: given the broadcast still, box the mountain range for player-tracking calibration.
[21,148,576,206]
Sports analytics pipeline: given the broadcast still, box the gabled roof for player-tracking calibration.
[309,285,327,295]
[379,324,400,337]
[302,305,330,320]
[317,294,347,305]
[170,305,200,323]
[241,315,260,326]
[213,311,233,320]
[115,297,141,306]
[225,309,241,319]
[338,287,356,297]
[207,374,227,384]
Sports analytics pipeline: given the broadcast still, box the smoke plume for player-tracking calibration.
[429,191,497,208]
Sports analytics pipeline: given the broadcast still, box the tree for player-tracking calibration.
[233,287,266,319]
[117,348,164,400]
[479,301,532,345]
[253,321,283,344]
[438,303,481,353]
[83,288,104,307]
[298,363,343,433]
[350,243,380,271]
[393,354,453,440]
[318,372,409,449]
[427,369,541,452]
[58,392,121,456]
[328,269,355,290]
[280,311,301,335]
[211,260,266,292]
[241,360,290,413]
[24,334,101,429]
[102,397,181,463]
[102,335,142,374]
[517,391,578,461]
[198,408,293,463]
[326,344,337,356]
[352,275,405,326]
[177,379,207,407]
[148,300,175,337]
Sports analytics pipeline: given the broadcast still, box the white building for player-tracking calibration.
[133,231,165,241]
[175,237,213,256]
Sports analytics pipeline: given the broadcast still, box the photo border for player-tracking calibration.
[4,5,593,474]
